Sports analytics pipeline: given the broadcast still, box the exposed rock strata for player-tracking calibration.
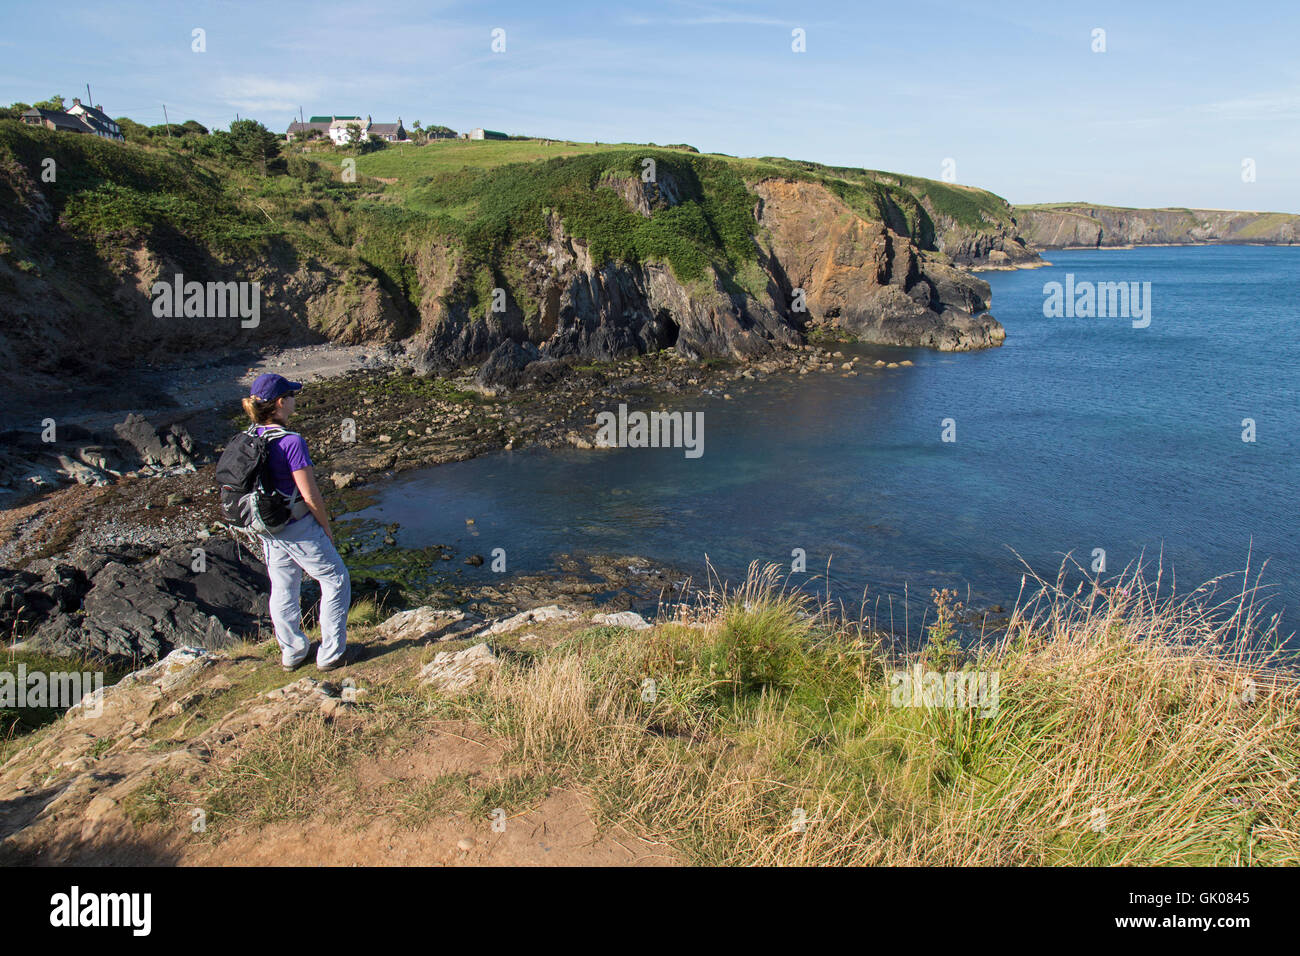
[426,180,1007,390]
[753,180,1005,352]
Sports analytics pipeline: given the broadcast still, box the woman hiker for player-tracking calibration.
[243,373,360,672]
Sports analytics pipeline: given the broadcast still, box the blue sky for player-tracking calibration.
[2,0,1297,211]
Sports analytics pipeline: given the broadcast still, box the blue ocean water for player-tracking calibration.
[353,246,1299,640]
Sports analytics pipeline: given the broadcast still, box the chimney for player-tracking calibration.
[73,97,81,106]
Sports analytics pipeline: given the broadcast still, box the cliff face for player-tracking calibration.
[410,210,799,375]
[0,123,1013,403]
[0,138,406,398]
[936,219,1042,270]
[409,178,1005,383]
[1015,204,1300,249]
[752,180,1004,350]
[753,159,1044,272]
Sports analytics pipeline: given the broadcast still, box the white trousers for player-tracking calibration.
[261,515,351,667]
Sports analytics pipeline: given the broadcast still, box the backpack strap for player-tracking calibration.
[251,426,308,516]
[252,425,299,441]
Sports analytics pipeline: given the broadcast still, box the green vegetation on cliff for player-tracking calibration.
[2,120,1022,286]
[0,119,1029,372]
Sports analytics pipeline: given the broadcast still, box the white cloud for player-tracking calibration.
[1199,91,1300,119]
[216,76,326,113]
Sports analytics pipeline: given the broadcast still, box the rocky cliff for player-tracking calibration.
[1014,203,1300,249]
[412,175,1004,388]
[752,180,1004,350]
[0,125,406,400]
[0,122,1013,405]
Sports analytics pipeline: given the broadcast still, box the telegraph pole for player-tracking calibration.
[162,104,172,137]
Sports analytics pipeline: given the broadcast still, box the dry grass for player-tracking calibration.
[457,562,1300,865]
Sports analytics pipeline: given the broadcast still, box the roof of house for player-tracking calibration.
[23,108,92,132]
[309,115,359,123]
[67,99,115,129]
[369,122,404,135]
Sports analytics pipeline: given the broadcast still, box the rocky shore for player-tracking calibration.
[2,338,913,664]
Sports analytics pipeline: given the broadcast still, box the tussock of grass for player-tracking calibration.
[461,562,1300,865]
[347,596,383,627]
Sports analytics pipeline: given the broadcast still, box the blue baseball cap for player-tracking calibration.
[250,373,302,401]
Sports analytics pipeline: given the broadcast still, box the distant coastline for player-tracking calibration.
[1013,203,1300,252]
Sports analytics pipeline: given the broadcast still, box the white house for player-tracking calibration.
[327,116,365,146]
[21,97,123,141]
[66,98,123,140]
[323,114,406,146]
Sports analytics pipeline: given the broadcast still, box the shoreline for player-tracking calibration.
[6,243,1292,661]
[3,339,951,653]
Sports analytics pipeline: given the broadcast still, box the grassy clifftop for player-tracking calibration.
[339,138,1027,269]
[0,121,1032,386]
[2,564,1294,865]
[0,121,279,263]
[2,119,1029,296]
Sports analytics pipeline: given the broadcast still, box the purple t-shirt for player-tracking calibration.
[256,426,312,499]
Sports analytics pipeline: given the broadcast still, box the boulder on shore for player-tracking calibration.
[6,538,270,662]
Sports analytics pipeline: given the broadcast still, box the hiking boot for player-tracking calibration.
[281,653,310,672]
[318,644,366,672]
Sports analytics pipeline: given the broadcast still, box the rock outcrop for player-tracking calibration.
[423,180,1008,390]
[0,414,199,500]
[371,605,484,643]
[416,213,801,386]
[938,224,1042,270]
[419,643,499,693]
[753,180,1006,351]
[4,539,268,662]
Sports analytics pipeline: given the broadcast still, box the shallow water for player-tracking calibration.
[354,246,1300,641]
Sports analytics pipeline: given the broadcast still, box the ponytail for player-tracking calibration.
[242,395,279,424]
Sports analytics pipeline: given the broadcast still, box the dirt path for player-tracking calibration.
[0,606,679,867]
[180,729,671,867]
